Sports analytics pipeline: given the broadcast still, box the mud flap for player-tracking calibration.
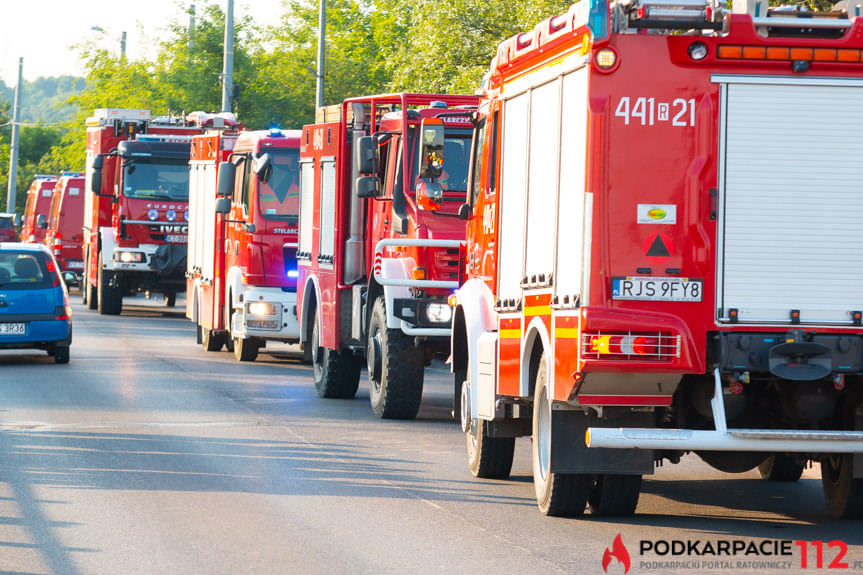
[551,409,654,474]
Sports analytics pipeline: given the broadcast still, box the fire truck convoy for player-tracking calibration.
[298,94,477,418]
[21,175,57,243]
[451,0,863,518]
[83,109,210,315]
[187,127,303,361]
[43,172,86,286]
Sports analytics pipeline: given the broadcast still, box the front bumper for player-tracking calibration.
[234,286,299,340]
[392,297,453,337]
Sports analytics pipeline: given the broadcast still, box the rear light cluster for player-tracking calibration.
[581,332,680,361]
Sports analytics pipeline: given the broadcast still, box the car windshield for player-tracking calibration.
[257,149,300,222]
[410,128,472,194]
[0,216,13,228]
[123,159,190,201]
[0,251,52,290]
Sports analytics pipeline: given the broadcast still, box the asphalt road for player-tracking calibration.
[0,296,861,574]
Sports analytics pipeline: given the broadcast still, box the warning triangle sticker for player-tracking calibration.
[645,234,671,257]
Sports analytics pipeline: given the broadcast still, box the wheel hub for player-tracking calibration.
[460,379,472,434]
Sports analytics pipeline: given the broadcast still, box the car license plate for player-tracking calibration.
[166,235,187,243]
[0,322,26,335]
[67,261,84,269]
[612,276,702,302]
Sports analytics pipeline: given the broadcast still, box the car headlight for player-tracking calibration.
[165,209,177,222]
[426,303,452,323]
[147,208,159,221]
[248,302,277,316]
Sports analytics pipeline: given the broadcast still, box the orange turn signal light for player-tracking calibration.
[718,44,861,63]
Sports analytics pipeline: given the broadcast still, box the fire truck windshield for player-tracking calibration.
[410,128,472,195]
[257,148,299,222]
[123,159,190,201]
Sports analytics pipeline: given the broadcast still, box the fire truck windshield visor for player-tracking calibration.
[410,128,472,195]
[257,148,300,222]
[123,159,190,201]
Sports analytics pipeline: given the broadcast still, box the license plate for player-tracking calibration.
[0,323,26,335]
[67,261,84,269]
[166,235,187,243]
[612,276,702,302]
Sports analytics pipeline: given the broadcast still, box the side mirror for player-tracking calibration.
[90,154,104,195]
[457,203,472,220]
[36,214,47,229]
[356,176,380,199]
[253,153,272,184]
[418,118,445,181]
[63,272,76,284]
[416,181,443,212]
[215,197,231,214]
[217,161,236,200]
[243,223,256,234]
[356,136,378,175]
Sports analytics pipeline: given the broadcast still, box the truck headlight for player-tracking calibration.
[426,303,452,323]
[165,209,177,222]
[115,251,145,263]
[248,302,277,316]
[147,208,159,221]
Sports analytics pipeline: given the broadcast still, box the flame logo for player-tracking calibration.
[602,533,631,574]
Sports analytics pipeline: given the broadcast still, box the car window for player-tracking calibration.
[0,216,13,228]
[0,252,53,290]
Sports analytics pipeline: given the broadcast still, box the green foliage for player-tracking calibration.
[0,76,85,124]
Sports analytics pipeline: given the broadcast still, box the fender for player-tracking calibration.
[99,226,118,270]
[454,278,496,421]
[523,315,553,400]
[379,257,413,330]
[190,278,202,324]
[299,274,322,345]
[225,265,245,332]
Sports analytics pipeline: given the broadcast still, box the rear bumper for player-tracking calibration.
[0,319,71,348]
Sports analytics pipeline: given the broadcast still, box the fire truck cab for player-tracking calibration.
[21,175,57,244]
[298,94,477,419]
[188,128,302,362]
[452,0,863,518]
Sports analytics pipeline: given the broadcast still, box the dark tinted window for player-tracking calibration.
[123,159,190,201]
[0,251,54,290]
[0,216,13,228]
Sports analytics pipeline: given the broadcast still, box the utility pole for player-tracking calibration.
[121,31,127,61]
[6,58,23,214]
[221,0,234,113]
[316,0,325,108]
[189,3,196,52]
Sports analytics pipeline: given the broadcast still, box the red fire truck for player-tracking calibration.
[21,175,57,243]
[187,128,303,362]
[298,93,477,418]
[44,172,85,285]
[82,109,209,315]
[451,0,863,518]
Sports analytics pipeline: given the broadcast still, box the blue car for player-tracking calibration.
[0,243,72,363]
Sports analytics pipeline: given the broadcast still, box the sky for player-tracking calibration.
[0,0,288,85]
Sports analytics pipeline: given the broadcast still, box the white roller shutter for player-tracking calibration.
[717,77,863,325]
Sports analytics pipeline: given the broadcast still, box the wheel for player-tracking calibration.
[202,327,224,352]
[759,454,804,482]
[366,297,424,419]
[461,373,514,479]
[53,346,70,364]
[821,454,863,519]
[532,352,592,516]
[311,310,360,398]
[588,474,642,516]
[302,341,313,364]
[165,292,176,307]
[96,252,122,315]
[233,336,259,362]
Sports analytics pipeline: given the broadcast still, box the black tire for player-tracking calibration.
[588,474,642,516]
[460,371,514,478]
[165,292,176,307]
[311,310,360,398]
[366,297,424,419]
[302,342,313,364]
[759,454,804,482]
[53,346,70,364]
[233,336,259,362]
[532,352,592,517]
[97,253,122,315]
[202,327,225,352]
[822,454,863,519]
